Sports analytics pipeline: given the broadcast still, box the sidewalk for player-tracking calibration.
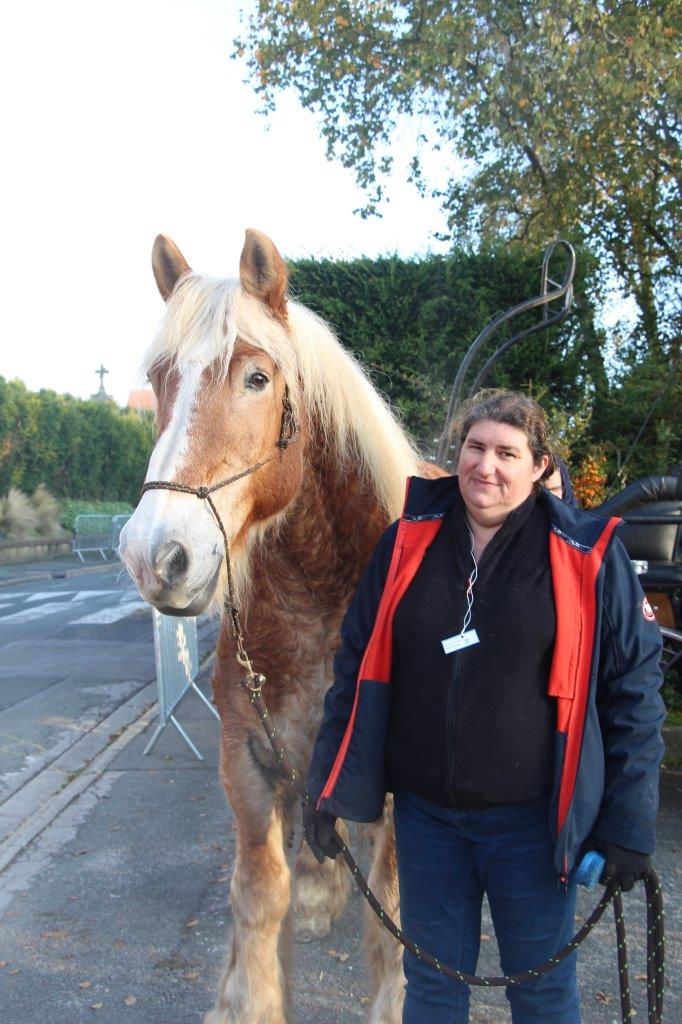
[0,553,123,588]
[0,665,376,1024]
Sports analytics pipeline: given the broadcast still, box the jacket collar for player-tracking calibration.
[403,475,620,553]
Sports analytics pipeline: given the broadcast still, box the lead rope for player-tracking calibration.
[139,418,665,1021]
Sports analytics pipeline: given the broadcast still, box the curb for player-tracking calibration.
[0,654,217,877]
[0,693,158,876]
[0,560,123,590]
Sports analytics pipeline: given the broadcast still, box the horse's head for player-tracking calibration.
[119,230,305,615]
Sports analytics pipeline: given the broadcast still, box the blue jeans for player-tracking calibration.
[393,790,580,1024]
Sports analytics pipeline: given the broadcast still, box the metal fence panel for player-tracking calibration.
[110,514,131,555]
[72,514,113,561]
[144,608,219,760]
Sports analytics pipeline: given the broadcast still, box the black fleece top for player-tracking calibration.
[386,487,557,808]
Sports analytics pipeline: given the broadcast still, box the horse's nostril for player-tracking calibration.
[153,541,189,586]
[168,543,188,577]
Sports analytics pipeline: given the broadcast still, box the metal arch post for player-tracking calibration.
[435,240,576,468]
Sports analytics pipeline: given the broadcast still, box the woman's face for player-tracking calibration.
[458,419,549,525]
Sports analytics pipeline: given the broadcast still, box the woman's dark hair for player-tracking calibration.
[455,389,555,487]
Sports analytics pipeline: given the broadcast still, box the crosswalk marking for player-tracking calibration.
[1,601,84,624]
[0,589,147,626]
[73,598,148,625]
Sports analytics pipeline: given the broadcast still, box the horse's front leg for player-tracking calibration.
[365,797,404,1024]
[206,736,293,1024]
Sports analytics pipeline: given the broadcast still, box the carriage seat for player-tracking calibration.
[594,475,682,585]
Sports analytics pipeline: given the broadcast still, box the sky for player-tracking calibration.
[1,0,453,407]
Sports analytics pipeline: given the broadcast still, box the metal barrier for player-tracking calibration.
[110,514,131,555]
[144,609,219,760]
[72,514,114,562]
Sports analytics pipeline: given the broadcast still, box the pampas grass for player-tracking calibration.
[32,485,67,538]
[0,486,67,540]
[0,488,41,539]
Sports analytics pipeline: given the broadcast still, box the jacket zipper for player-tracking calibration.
[443,642,463,802]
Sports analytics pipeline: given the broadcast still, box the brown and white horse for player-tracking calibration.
[120,230,422,1024]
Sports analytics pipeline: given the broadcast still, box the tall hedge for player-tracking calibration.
[0,378,154,503]
[289,244,608,454]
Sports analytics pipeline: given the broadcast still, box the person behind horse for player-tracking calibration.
[303,389,664,1024]
[544,453,578,507]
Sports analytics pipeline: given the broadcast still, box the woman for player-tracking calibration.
[303,390,665,1024]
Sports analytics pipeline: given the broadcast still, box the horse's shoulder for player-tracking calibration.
[415,460,451,480]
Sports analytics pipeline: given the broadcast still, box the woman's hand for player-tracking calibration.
[302,802,342,864]
[591,839,652,892]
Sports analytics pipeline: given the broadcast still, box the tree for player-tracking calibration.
[236,1,681,355]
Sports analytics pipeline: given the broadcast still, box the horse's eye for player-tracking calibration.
[246,371,269,391]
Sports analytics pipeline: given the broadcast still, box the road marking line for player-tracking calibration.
[72,599,148,625]
[24,591,74,603]
[0,601,83,624]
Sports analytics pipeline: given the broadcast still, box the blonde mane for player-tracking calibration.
[143,273,419,520]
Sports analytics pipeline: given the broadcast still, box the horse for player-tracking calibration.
[119,229,429,1024]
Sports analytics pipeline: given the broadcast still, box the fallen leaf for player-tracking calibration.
[123,995,137,1006]
[113,940,126,950]
[79,981,93,989]
[9,968,20,975]
[184,971,200,981]
[186,918,199,929]
[360,996,370,1005]
[327,948,350,962]
[42,929,68,940]
[635,973,648,981]
[595,991,612,1005]
[0,962,6,968]
[480,933,491,941]
[90,1003,104,1010]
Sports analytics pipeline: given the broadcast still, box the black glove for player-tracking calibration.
[590,839,651,893]
[302,801,341,864]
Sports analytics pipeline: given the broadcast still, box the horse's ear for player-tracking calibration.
[152,235,191,301]
[239,229,288,320]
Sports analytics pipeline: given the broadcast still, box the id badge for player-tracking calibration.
[441,628,480,655]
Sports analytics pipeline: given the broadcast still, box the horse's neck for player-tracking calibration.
[251,443,387,627]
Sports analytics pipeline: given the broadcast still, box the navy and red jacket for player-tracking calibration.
[307,475,665,877]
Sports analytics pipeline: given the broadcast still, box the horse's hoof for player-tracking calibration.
[204,1009,287,1024]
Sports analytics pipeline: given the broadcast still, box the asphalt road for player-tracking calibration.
[0,559,680,1023]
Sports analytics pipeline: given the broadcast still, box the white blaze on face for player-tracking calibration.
[147,360,203,483]
[119,359,223,607]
